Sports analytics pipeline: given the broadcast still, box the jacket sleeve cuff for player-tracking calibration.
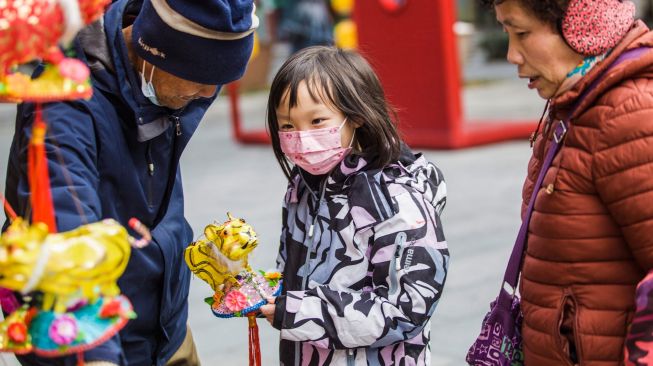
[273,295,286,330]
[83,334,125,366]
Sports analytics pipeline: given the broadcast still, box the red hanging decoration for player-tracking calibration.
[0,192,17,222]
[248,314,261,366]
[27,104,57,233]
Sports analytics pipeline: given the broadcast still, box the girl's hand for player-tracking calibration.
[259,297,276,325]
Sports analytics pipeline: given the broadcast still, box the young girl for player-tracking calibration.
[259,46,449,365]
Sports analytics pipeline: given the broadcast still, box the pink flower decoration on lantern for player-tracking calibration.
[224,290,248,312]
[58,58,90,83]
[49,314,78,345]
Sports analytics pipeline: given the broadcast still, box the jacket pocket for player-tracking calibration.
[557,293,578,366]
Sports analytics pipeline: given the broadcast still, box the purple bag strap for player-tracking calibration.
[502,47,651,290]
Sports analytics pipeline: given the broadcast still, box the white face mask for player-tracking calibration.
[140,61,161,106]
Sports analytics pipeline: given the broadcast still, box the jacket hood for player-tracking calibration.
[553,20,653,120]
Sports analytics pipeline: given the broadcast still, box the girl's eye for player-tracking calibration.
[311,118,325,125]
[279,123,293,131]
[516,31,528,38]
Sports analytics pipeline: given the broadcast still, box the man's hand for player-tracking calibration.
[259,297,276,325]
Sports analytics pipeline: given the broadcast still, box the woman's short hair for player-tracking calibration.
[481,0,569,28]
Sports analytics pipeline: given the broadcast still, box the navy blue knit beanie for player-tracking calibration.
[132,0,258,85]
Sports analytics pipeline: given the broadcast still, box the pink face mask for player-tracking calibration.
[279,118,354,175]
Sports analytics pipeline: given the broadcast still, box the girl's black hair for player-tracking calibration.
[266,46,402,181]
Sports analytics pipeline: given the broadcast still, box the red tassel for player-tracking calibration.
[28,104,57,233]
[248,314,261,366]
[77,351,84,366]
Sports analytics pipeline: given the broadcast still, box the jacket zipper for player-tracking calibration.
[389,232,407,296]
[556,292,576,366]
[146,142,154,208]
[347,348,355,366]
[171,115,182,136]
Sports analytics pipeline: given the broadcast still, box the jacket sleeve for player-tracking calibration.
[275,183,449,349]
[7,102,125,365]
[9,102,102,229]
[593,88,653,272]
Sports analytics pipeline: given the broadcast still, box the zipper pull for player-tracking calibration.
[172,116,182,136]
[394,232,407,271]
[148,163,155,176]
[308,224,314,238]
[395,245,402,271]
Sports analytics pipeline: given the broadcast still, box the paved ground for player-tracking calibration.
[0,52,545,365]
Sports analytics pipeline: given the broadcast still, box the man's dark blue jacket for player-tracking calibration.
[4,0,217,364]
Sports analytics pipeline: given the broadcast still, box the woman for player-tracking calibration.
[481,0,653,364]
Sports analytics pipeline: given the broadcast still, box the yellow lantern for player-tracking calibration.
[331,0,354,16]
[334,19,358,50]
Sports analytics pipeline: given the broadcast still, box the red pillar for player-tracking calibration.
[353,1,536,149]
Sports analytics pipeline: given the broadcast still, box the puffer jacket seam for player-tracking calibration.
[522,271,637,286]
[594,96,653,153]
[532,210,610,217]
[557,160,593,180]
[575,330,632,339]
[595,158,653,182]
[602,183,653,206]
[524,251,634,263]
[596,128,653,154]
[522,333,569,361]
[527,230,622,240]
[521,297,558,310]
[591,93,651,187]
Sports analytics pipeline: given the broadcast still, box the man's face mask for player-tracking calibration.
[278,118,355,175]
[140,61,161,106]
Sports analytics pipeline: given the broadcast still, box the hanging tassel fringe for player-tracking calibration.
[0,192,17,222]
[77,351,84,366]
[28,104,57,233]
[248,314,261,366]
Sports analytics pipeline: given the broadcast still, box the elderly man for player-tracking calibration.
[3,0,257,365]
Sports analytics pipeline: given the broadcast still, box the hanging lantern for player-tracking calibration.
[0,0,110,102]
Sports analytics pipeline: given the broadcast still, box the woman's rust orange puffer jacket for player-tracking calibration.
[521,21,653,366]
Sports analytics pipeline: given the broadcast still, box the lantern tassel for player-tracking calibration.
[248,314,261,366]
[28,104,57,233]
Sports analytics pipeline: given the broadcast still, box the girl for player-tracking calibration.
[259,46,449,365]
